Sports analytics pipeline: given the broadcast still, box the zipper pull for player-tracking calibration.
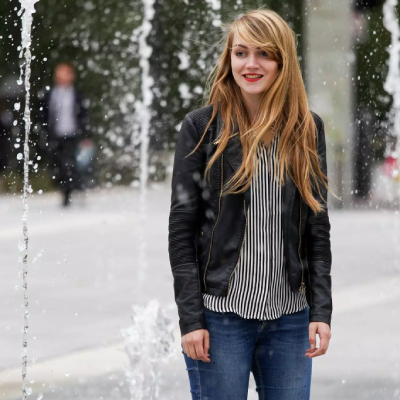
[299,281,305,292]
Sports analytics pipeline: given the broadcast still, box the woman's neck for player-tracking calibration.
[241,91,262,123]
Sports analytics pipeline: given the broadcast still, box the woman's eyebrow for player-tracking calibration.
[233,44,262,49]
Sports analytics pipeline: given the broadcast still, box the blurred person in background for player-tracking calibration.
[41,62,94,207]
[169,9,337,400]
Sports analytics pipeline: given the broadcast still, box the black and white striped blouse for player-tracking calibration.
[203,135,308,320]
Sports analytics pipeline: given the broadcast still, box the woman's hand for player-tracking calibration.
[182,329,210,362]
[306,322,331,358]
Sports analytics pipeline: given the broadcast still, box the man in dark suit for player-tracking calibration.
[42,62,91,206]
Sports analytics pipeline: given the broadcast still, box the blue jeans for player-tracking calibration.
[183,306,312,400]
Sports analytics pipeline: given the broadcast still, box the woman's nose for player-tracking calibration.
[246,53,259,68]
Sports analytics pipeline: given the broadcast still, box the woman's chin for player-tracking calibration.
[241,87,267,96]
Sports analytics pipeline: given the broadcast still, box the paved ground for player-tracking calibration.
[0,184,400,399]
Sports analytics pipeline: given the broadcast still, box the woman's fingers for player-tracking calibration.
[182,329,210,362]
[187,344,196,360]
[308,333,329,357]
[194,340,210,362]
[307,323,317,353]
[203,330,210,356]
[182,337,193,359]
[182,342,187,356]
[306,322,331,358]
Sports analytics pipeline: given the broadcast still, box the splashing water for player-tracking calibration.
[123,5,176,398]
[131,0,155,190]
[121,300,175,400]
[130,0,155,289]
[17,0,40,399]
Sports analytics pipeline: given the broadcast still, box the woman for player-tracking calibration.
[168,8,336,400]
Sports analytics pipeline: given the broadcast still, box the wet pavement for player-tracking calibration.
[0,185,399,399]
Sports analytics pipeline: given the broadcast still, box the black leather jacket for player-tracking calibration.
[168,105,332,336]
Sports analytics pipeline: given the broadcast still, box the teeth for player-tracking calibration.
[244,74,262,78]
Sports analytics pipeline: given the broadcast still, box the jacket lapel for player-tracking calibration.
[282,172,296,241]
[217,110,242,173]
[217,111,249,202]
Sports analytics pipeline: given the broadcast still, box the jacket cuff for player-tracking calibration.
[309,313,331,328]
[179,316,207,337]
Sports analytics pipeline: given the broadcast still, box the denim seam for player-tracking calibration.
[254,353,265,400]
[195,360,202,399]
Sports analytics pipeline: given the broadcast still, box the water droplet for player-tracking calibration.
[65,372,70,377]
[37,393,43,400]
[14,102,21,111]
[17,153,23,160]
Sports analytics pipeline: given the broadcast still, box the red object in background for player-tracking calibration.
[382,155,399,178]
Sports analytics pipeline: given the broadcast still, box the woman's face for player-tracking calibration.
[230,33,279,100]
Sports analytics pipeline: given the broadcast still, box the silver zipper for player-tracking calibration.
[298,197,305,292]
[228,199,247,294]
[203,154,224,290]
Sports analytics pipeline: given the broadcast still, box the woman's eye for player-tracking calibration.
[235,51,268,58]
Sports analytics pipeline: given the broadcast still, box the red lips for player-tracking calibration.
[243,74,263,82]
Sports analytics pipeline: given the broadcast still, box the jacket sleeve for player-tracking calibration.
[305,116,333,327]
[168,114,206,336]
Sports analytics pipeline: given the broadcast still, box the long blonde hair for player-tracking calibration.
[191,8,336,214]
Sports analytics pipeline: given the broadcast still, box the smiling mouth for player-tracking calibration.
[243,74,263,81]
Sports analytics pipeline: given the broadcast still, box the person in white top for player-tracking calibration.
[42,62,92,206]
